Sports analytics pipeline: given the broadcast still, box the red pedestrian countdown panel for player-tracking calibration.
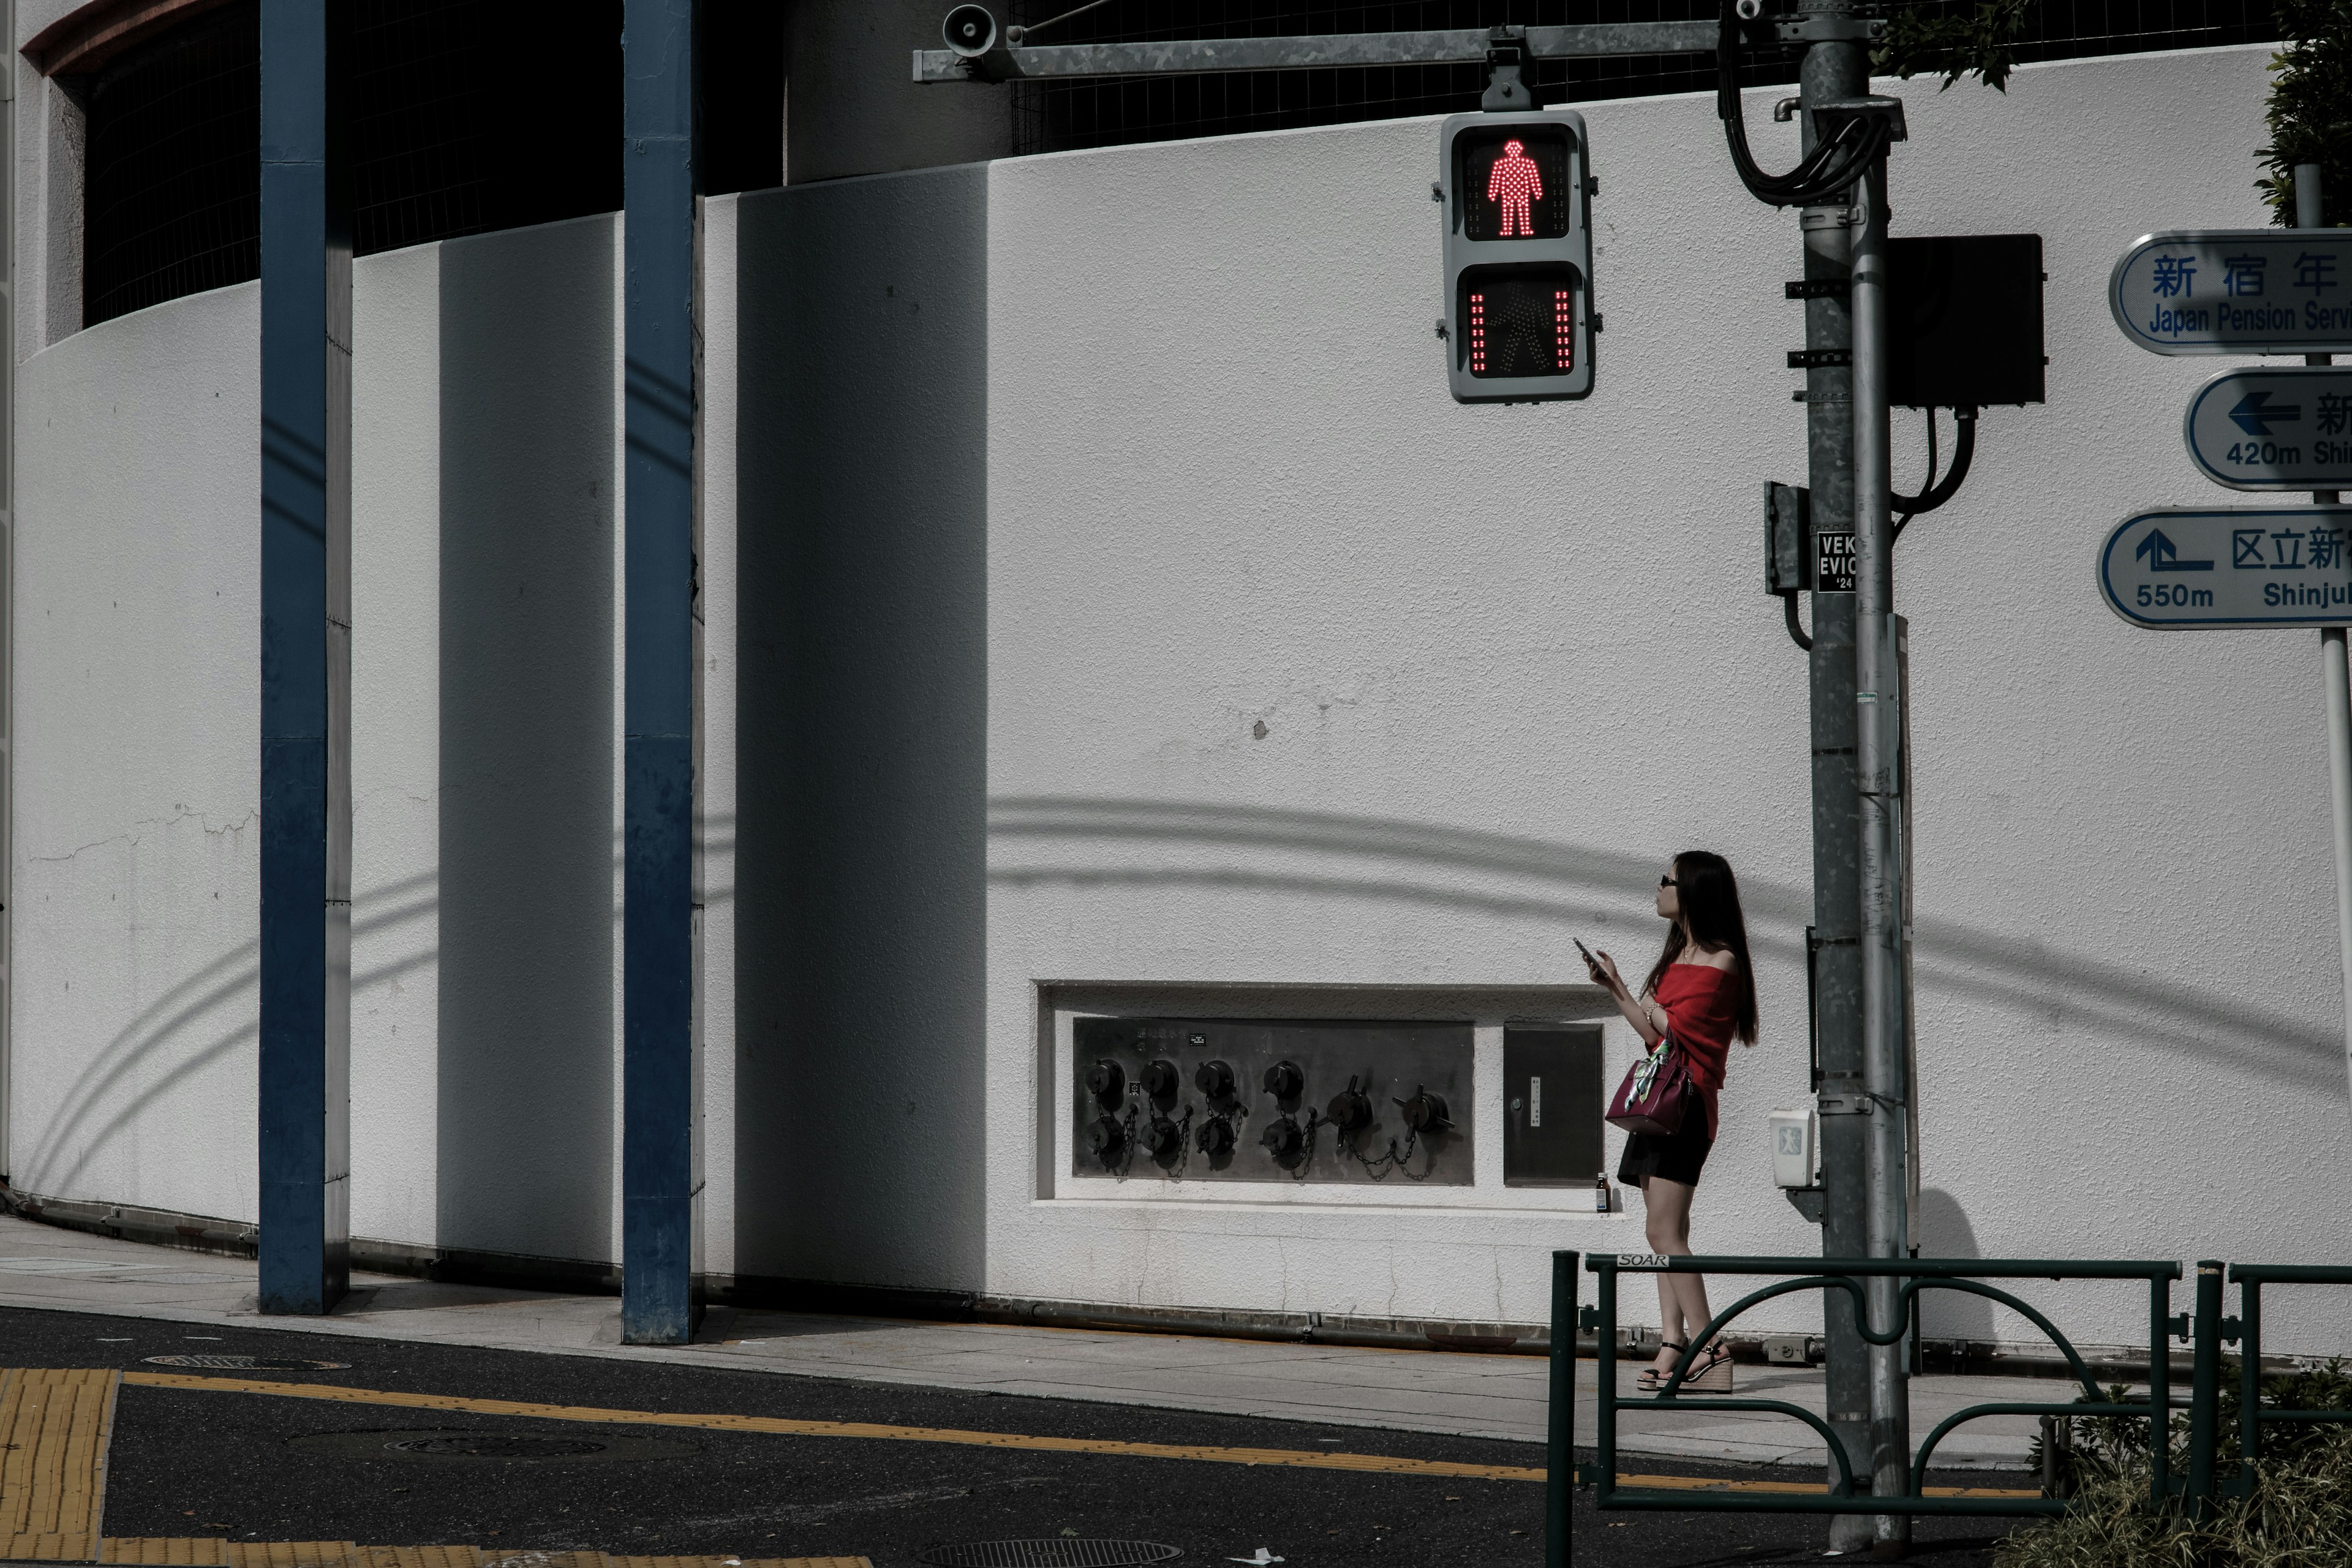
[1463,268,1578,378]
[1439,108,1593,402]
[1455,127,1573,243]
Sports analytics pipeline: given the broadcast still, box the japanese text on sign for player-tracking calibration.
[2112,232,2352,355]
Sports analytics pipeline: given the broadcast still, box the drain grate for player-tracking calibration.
[390,1434,608,1459]
[141,1354,350,1370]
[917,1544,1182,1568]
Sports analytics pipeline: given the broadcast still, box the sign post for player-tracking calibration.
[2108,168,2352,1107]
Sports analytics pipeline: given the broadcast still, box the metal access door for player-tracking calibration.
[1503,1025,1603,1186]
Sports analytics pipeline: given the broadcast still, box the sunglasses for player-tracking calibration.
[1659,875,1679,887]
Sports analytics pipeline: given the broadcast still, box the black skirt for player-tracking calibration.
[1616,1106,1715,1188]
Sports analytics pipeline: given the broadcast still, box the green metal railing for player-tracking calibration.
[1545,1250,2184,1567]
[2211,1261,2352,1506]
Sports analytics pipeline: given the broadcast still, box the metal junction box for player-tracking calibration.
[1502,1024,1604,1186]
[1071,1016,1472,1185]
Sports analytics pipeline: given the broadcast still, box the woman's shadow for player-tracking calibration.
[1916,1187,1999,1351]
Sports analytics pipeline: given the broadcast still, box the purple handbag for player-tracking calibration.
[1606,1033,1696,1136]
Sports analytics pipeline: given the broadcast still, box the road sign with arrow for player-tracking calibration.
[2182,368,2352,490]
[2100,507,2352,628]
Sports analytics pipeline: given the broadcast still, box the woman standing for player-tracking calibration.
[1581,850,1758,1391]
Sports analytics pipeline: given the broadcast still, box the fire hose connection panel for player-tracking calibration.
[1069,1017,1472,1185]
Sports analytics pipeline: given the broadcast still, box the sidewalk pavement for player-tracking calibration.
[0,1213,2051,1470]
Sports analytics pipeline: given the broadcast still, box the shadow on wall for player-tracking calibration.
[434,219,617,1264]
[1915,1186,1996,1344]
[732,171,989,1294]
[986,797,2343,1096]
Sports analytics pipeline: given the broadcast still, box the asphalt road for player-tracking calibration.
[1,1305,2018,1567]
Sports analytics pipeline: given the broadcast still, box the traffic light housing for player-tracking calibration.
[1439,109,1596,403]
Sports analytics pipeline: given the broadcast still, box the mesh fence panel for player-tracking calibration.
[1006,0,2283,156]
[83,1,261,327]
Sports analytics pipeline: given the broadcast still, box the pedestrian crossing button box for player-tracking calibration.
[1439,108,1596,404]
[1768,1105,1817,1188]
[1503,1024,1604,1186]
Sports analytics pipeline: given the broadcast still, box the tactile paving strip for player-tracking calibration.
[0,1368,121,1562]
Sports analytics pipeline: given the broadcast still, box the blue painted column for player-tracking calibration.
[257,0,352,1315]
[622,0,701,1344]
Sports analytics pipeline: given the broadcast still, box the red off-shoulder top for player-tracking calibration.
[1651,963,1740,1138]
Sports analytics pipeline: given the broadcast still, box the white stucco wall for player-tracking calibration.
[9,39,2346,1360]
[13,278,260,1219]
[980,42,2352,1356]
[11,213,669,1275]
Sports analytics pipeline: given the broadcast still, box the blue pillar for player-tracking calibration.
[622,0,701,1344]
[257,0,351,1316]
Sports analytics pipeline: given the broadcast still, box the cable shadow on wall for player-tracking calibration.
[21,812,738,1213]
[988,796,2340,1094]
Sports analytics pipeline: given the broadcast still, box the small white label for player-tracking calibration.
[1529,1076,1542,1128]
[1615,1252,1673,1270]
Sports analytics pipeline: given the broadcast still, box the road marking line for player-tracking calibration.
[1,1366,121,1561]
[115,1369,2040,1496]
[91,1545,868,1568]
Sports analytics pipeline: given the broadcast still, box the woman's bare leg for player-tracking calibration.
[1643,1175,1715,1376]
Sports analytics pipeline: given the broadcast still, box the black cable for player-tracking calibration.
[1783,591,1813,652]
[1892,406,1977,539]
[1717,0,1886,209]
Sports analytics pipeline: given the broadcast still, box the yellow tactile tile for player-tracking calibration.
[0,1366,121,1560]
[100,1540,232,1564]
[362,1548,483,1568]
[224,1543,363,1568]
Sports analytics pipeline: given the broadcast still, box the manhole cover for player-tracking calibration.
[917,1544,1182,1568]
[390,1434,608,1458]
[141,1354,350,1370]
[288,1428,699,1463]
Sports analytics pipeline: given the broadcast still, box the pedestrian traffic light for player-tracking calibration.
[1438,109,1596,403]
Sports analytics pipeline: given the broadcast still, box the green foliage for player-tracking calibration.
[1874,0,2034,92]
[2257,0,2352,226]
[2003,1361,2352,1568]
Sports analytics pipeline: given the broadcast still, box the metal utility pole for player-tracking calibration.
[2304,164,2352,1109]
[1768,0,1910,1542]
[1787,2,1890,1552]
[1850,152,1911,1558]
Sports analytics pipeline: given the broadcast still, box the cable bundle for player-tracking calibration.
[1717,1,1890,208]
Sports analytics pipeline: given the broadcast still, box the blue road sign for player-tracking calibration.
[2101,507,2352,628]
[2183,368,2352,491]
[2111,231,2352,355]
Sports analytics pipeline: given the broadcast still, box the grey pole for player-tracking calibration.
[1851,154,1911,1558]
[2299,164,2352,1109]
[1795,4,1875,1553]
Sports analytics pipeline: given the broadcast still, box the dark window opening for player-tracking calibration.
[78,0,780,330]
[1004,0,2282,157]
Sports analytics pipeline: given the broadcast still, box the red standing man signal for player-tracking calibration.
[1486,139,1543,237]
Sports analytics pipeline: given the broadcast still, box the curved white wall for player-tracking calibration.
[974,42,2352,1355]
[11,216,640,1273]
[13,277,261,1219]
[10,41,2346,1360]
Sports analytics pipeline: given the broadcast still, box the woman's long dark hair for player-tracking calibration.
[1642,850,1759,1044]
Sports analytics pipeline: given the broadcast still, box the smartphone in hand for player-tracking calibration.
[1573,937,1600,970]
